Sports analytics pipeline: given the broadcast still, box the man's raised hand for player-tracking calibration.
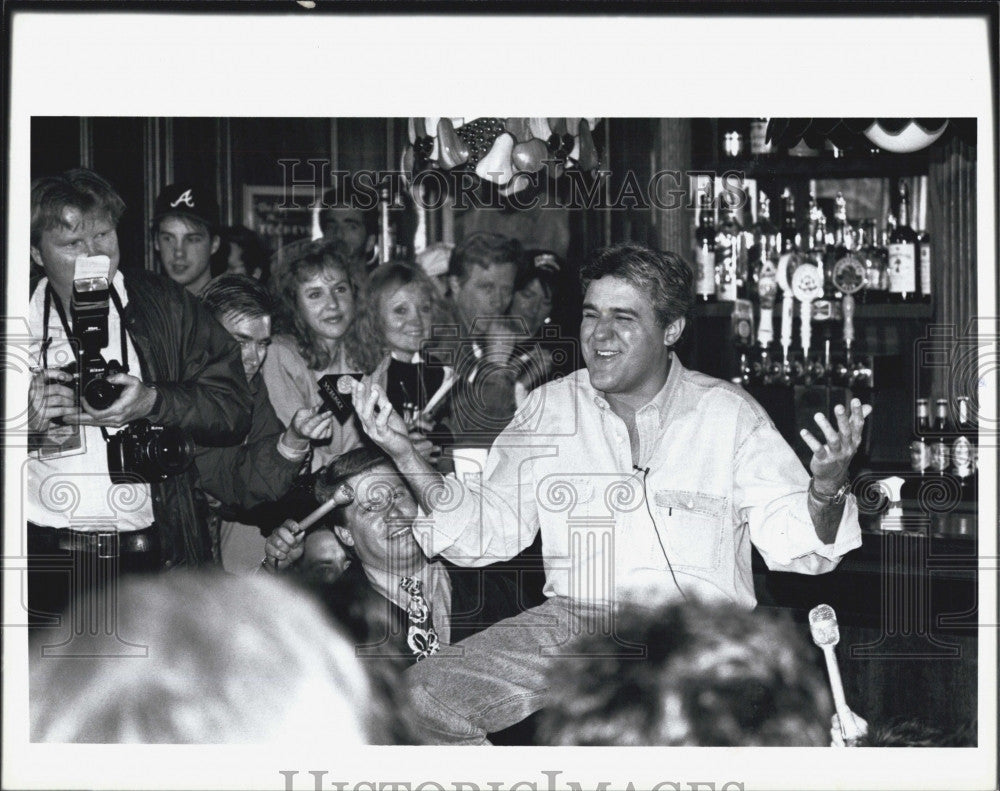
[349,379,415,461]
[800,398,873,493]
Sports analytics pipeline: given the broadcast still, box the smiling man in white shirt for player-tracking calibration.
[349,241,871,744]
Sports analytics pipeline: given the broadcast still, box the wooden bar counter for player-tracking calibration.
[753,499,980,735]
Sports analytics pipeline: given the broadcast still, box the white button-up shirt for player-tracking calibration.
[411,355,862,608]
[27,273,155,531]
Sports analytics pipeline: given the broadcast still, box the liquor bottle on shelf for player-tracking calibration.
[952,396,977,500]
[715,201,741,302]
[695,190,717,303]
[887,180,919,302]
[856,220,881,305]
[909,397,931,474]
[751,191,780,350]
[779,189,800,255]
[901,396,931,502]
[826,192,852,300]
[916,175,933,304]
[872,220,892,302]
[928,398,951,475]
[749,191,780,265]
[802,194,828,264]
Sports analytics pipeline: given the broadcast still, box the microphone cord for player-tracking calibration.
[634,464,688,602]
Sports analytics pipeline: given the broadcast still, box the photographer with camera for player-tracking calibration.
[26,169,252,628]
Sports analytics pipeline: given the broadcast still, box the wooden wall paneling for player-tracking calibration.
[80,117,150,274]
[170,118,222,198]
[31,117,82,180]
[336,117,386,179]
[602,117,612,248]
[927,134,978,408]
[229,118,331,204]
[217,118,234,227]
[607,118,655,247]
[652,117,693,258]
[330,118,339,173]
[78,118,93,170]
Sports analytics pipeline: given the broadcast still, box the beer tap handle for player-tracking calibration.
[790,262,823,361]
[799,299,813,359]
[843,292,856,348]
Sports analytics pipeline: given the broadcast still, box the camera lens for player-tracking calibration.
[105,433,131,485]
[84,377,122,410]
[150,427,193,474]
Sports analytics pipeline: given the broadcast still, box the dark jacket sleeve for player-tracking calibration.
[194,377,303,511]
[127,272,252,446]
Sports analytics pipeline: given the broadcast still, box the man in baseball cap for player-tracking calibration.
[153,183,221,295]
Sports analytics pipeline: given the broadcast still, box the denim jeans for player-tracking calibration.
[405,596,616,744]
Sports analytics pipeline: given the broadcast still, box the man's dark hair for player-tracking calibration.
[320,183,379,237]
[30,168,126,247]
[201,273,273,323]
[537,599,833,746]
[219,224,269,281]
[448,232,523,286]
[313,445,395,526]
[579,242,694,328]
[514,252,562,303]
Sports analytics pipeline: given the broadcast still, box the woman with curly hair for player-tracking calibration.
[262,240,368,472]
[354,262,454,468]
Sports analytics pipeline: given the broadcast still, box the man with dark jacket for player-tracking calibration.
[26,168,252,630]
[196,274,333,573]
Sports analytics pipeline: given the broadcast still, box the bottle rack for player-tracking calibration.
[686,119,939,468]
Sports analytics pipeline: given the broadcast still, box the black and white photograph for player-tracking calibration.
[3,6,997,791]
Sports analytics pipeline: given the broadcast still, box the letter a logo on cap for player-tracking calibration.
[170,189,196,208]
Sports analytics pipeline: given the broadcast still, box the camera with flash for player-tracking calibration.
[67,276,125,410]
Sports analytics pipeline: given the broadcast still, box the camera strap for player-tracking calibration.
[42,283,130,373]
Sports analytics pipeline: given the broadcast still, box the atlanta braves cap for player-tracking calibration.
[153,183,220,231]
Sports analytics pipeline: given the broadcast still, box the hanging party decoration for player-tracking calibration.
[404,117,603,196]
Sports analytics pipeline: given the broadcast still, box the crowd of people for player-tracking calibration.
[24,167,968,748]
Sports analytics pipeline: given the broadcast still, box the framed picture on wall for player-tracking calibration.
[242,184,318,268]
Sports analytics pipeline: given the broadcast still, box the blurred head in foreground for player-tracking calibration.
[538,599,833,746]
[30,570,385,744]
[861,718,977,747]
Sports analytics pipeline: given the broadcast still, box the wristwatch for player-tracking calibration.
[809,478,851,505]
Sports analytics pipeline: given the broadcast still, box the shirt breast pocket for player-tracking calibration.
[536,474,597,518]
[653,489,728,571]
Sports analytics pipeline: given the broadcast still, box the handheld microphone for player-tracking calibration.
[808,604,857,745]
